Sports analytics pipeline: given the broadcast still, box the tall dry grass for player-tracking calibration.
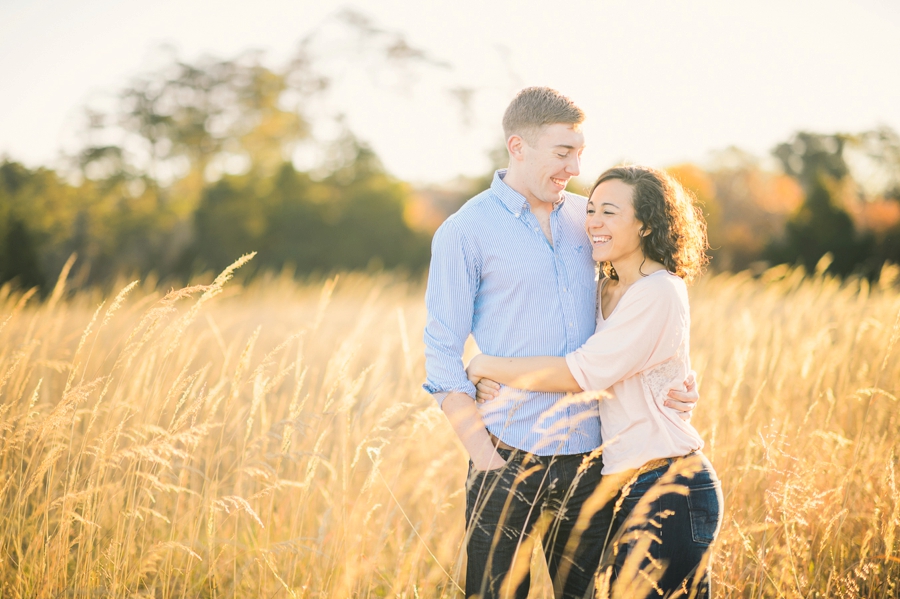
[0,257,897,598]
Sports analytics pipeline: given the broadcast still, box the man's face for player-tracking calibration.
[519,123,585,205]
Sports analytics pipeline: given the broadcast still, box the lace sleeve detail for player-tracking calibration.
[640,343,688,400]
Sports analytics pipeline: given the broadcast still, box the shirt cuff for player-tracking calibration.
[423,383,477,407]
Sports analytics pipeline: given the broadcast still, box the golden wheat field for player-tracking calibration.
[0,256,898,598]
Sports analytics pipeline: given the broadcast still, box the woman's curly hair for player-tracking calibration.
[591,165,709,284]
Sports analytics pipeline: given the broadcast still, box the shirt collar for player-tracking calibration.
[491,169,566,217]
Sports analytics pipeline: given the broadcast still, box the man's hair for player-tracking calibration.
[502,87,585,145]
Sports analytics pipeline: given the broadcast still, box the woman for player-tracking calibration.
[466,165,723,597]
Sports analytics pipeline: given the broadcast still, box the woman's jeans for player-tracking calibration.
[465,447,614,599]
[601,452,723,598]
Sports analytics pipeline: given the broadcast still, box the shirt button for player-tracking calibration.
[568,322,574,327]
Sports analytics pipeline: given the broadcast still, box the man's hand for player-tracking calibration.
[441,391,507,471]
[471,445,507,472]
[665,371,699,421]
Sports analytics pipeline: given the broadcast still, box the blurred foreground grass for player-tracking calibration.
[0,259,898,598]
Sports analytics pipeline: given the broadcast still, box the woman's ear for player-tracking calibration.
[641,227,651,237]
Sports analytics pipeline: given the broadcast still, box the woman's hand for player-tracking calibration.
[475,378,502,404]
[465,353,486,386]
[466,355,502,404]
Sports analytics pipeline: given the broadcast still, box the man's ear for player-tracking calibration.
[507,135,525,161]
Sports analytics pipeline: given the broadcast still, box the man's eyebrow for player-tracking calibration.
[553,144,579,149]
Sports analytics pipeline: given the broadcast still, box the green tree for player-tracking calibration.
[768,177,873,274]
[1,14,469,288]
[773,132,850,193]
[768,132,873,276]
[0,160,75,291]
[0,217,44,290]
[189,138,430,275]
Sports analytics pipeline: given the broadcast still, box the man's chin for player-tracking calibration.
[541,191,565,204]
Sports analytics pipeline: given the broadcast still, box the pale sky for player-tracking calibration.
[1,0,899,183]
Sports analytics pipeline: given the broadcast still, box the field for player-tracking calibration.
[0,257,898,598]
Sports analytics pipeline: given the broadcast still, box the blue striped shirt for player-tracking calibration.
[423,169,601,456]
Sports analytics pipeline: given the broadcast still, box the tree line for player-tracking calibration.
[1,41,899,292]
[1,19,439,292]
[667,127,900,278]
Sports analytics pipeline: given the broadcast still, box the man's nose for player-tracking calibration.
[566,154,581,177]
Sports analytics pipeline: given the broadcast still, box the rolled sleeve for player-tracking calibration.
[423,219,480,405]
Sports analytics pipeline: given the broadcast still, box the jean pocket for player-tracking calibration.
[686,482,722,546]
[466,462,502,496]
[495,447,515,461]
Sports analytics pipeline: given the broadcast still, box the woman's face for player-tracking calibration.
[585,179,646,264]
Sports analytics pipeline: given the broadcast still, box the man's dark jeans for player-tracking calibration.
[601,452,723,598]
[464,447,613,599]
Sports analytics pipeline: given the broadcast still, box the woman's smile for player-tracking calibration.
[585,179,646,266]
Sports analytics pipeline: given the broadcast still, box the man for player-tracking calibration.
[424,87,698,599]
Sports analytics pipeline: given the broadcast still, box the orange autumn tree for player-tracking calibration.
[668,153,803,272]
